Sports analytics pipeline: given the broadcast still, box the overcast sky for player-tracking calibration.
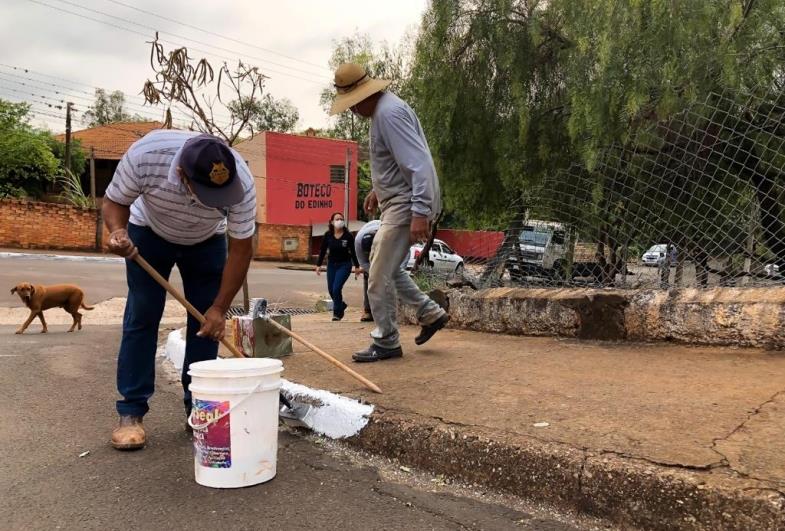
[0,0,427,133]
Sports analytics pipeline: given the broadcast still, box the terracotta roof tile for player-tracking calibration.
[55,122,168,160]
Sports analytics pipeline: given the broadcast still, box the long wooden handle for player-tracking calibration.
[265,318,383,394]
[133,254,245,359]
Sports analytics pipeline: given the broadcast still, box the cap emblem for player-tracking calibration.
[209,162,230,185]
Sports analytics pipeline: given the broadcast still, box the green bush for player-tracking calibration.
[0,129,59,198]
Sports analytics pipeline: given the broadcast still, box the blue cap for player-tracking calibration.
[179,134,244,208]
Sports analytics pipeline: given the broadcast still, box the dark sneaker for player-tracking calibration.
[332,316,342,322]
[415,314,451,345]
[352,343,403,362]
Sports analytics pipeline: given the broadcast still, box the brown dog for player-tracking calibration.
[10,283,94,334]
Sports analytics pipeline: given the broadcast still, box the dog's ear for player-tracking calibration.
[30,285,35,295]
[10,287,17,294]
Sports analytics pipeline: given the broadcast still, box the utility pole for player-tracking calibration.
[90,147,102,250]
[344,147,352,222]
[64,102,74,172]
[89,147,97,202]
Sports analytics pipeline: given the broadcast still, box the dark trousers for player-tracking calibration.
[116,223,226,417]
[326,260,352,318]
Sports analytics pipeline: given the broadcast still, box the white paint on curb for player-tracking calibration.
[160,328,373,439]
[0,252,123,263]
[280,379,374,439]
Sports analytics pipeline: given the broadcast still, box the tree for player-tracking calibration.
[0,100,59,198]
[142,33,266,145]
[230,93,299,133]
[82,88,142,126]
[42,133,86,177]
[409,0,785,247]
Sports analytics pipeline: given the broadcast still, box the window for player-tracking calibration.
[520,230,550,246]
[329,165,345,184]
[552,231,565,245]
[442,243,455,254]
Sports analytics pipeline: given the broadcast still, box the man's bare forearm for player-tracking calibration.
[212,236,254,312]
[102,198,131,232]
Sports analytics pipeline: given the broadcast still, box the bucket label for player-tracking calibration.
[192,399,231,468]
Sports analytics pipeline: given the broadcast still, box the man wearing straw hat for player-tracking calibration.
[329,63,449,362]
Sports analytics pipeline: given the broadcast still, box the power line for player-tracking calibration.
[101,0,331,73]
[28,0,326,85]
[0,62,155,107]
[50,0,325,79]
[0,67,232,126]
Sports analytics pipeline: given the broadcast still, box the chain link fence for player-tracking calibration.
[425,84,785,291]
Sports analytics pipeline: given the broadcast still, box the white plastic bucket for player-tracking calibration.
[187,357,283,488]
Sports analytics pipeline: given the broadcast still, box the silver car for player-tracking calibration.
[641,244,673,266]
[406,239,465,276]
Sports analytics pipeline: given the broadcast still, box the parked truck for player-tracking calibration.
[505,220,614,282]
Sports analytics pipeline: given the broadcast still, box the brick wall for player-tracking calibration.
[0,200,311,261]
[0,199,105,251]
[255,223,311,262]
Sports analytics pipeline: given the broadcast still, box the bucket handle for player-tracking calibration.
[187,381,280,432]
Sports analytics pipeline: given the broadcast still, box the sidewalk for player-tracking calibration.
[278,311,785,529]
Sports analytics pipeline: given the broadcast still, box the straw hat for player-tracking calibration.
[329,63,391,115]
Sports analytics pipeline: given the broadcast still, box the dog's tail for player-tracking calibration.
[81,301,95,311]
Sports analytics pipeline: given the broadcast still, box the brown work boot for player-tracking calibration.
[111,415,146,450]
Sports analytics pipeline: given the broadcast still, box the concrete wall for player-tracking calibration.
[402,287,785,348]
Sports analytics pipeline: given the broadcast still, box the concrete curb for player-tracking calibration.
[0,251,122,263]
[400,287,785,348]
[347,409,785,530]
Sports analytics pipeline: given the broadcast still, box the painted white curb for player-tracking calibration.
[280,379,374,439]
[0,252,124,263]
[160,329,373,439]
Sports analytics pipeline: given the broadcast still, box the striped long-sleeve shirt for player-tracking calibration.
[105,130,256,245]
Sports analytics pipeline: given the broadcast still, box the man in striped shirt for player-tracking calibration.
[102,130,256,450]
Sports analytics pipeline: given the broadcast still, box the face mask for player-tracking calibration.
[333,220,345,230]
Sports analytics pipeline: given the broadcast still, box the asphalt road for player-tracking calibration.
[0,252,364,310]
[0,324,583,530]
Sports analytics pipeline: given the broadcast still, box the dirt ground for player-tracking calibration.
[279,311,785,484]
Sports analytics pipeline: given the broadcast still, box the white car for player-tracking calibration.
[406,239,464,276]
[641,244,677,266]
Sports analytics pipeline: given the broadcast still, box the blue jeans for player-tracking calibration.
[326,261,352,318]
[116,223,227,417]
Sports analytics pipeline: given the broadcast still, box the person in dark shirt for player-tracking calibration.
[315,212,360,321]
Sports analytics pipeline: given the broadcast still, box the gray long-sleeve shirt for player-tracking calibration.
[370,93,441,226]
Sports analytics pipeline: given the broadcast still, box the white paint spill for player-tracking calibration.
[281,379,374,439]
[160,328,374,439]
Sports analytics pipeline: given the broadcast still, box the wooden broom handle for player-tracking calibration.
[133,254,245,359]
[264,318,383,394]
[134,254,383,394]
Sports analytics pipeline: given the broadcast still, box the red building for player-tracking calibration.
[236,132,360,261]
[235,131,359,227]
